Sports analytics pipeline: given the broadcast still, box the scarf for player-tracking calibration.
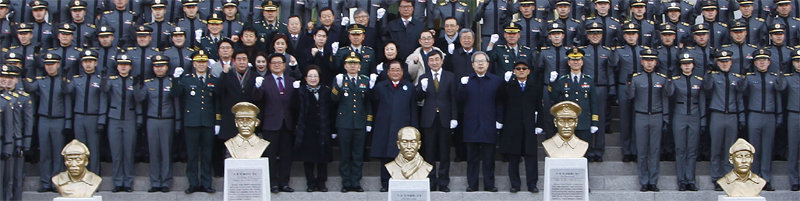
[393,152,424,179]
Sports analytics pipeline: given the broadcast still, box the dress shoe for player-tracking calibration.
[466,187,478,192]
[439,186,450,192]
[714,183,722,191]
[791,184,800,191]
[203,187,216,193]
[279,186,294,192]
[485,187,498,192]
[623,155,633,162]
[640,185,648,192]
[687,184,698,191]
[318,185,328,192]
[340,187,348,193]
[430,185,437,191]
[185,186,197,194]
[648,184,659,192]
[763,183,774,191]
[528,187,539,193]
[307,186,315,192]
[112,186,124,193]
[148,187,160,193]
[678,184,686,191]
[509,187,520,193]
[352,187,364,192]
[271,186,279,193]
[161,187,170,192]
[124,187,134,192]
[380,187,388,192]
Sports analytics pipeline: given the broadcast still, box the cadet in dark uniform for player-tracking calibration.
[220,1,244,39]
[5,23,38,78]
[743,49,786,191]
[627,49,669,192]
[175,0,206,50]
[656,24,681,77]
[99,54,137,192]
[2,65,33,200]
[785,49,800,191]
[770,0,800,47]
[127,25,160,80]
[66,0,97,48]
[65,50,103,173]
[765,23,794,73]
[173,50,219,194]
[516,0,545,50]
[547,0,582,47]
[663,2,692,46]
[197,0,224,20]
[46,23,84,77]
[549,48,599,155]
[611,22,646,162]
[24,53,72,193]
[163,27,194,75]
[29,1,54,49]
[625,0,656,47]
[666,53,706,191]
[94,26,120,75]
[582,22,614,161]
[475,0,516,49]
[143,0,175,50]
[721,20,759,75]
[99,1,136,48]
[488,22,533,76]
[0,65,14,200]
[136,55,180,192]
[332,52,372,192]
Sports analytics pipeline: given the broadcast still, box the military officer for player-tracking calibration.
[1,65,33,200]
[546,0,582,46]
[584,0,622,47]
[220,1,244,39]
[743,48,786,191]
[655,24,681,77]
[93,26,121,75]
[539,22,570,138]
[628,49,669,192]
[127,25,161,80]
[683,24,714,76]
[475,0,517,49]
[143,0,175,50]
[175,0,206,50]
[489,22,533,76]
[5,23,38,78]
[198,13,228,61]
[99,54,138,192]
[333,24,375,76]
[66,0,96,48]
[549,48,599,155]
[46,23,84,77]
[136,54,180,192]
[721,20,759,75]
[765,23,794,73]
[98,0,136,48]
[434,0,470,29]
[666,53,706,191]
[23,53,72,193]
[163,27,194,75]
[172,50,219,194]
[785,49,800,191]
[582,22,614,161]
[738,1,768,46]
[332,52,373,192]
[515,0,545,50]
[625,0,656,47]
[253,1,289,43]
[696,1,730,49]
[611,21,647,162]
[65,50,103,174]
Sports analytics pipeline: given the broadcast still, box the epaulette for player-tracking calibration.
[1,94,10,100]
[73,75,81,78]
[88,24,96,28]
[47,47,57,51]
[720,23,728,27]
[757,18,765,22]
[578,46,587,49]
[733,73,743,78]
[694,75,703,80]
[685,46,696,50]
[103,10,113,14]
[611,17,620,22]
[602,46,612,50]
[10,92,18,98]
[770,72,779,76]
[540,46,551,50]
[583,74,593,79]
[1,48,7,52]
[521,46,531,50]
[364,46,373,50]
[657,73,667,78]
[109,76,119,80]
[35,76,45,80]
[129,11,137,15]
[571,19,581,23]
[647,20,655,24]
[586,16,597,20]
[681,22,690,26]
[200,19,208,24]
[672,76,681,80]
[127,47,137,50]
[74,47,83,51]
[795,17,800,21]
[746,72,756,75]
[144,78,154,82]
[615,46,625,49]
[721,44,732,48]
[786,73,794,76]
[709,70,719,74]
[460,2,467,6]
[162,47,172,51]
[338,46,349,51]
[748,44,758,48]
[632,72,641,77]
[359,74,369,79]
[152,47,160,52]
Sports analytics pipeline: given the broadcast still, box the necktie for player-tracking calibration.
[201,76,205,83]
[520,82,525,91]
[351,77,356,84]
[434,72,440,91]
[573,76,578,84]
[403,20,408,27]
[277,77,285,95]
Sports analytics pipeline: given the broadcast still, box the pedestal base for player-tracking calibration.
[224,158,270,201]
[717,195,767,201]
[388,178,430,201]
[544,157,589,201]
[53,196,102,201]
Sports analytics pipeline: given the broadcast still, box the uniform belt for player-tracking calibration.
[675,102,697,104]
[710,109,739,114]
[634,111,662,114]
[747,110,776,114]
[147,116,176,120]
[787,110,800,113]
[74,112,101,116]
[37,114,66,118]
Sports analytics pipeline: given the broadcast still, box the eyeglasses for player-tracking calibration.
[514,67,529,71]
[473,60,488,64]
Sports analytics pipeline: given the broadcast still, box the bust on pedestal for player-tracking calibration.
[717,138,766,201]
[542,101,589,201]
[224,102,270,159]
[52,140,102,201]
[542,101,589,158]
[387,127,431,201]
[223,102,271,201]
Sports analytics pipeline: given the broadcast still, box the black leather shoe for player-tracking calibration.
[640,185,648,192]
[203,187,216,193]
[763,183,774,191]
[340,187,348,193]
[687,184,698,191]
[485,187,498,192]
[714,183,723,191]
[318,185,328,192]
[113,186,124,193]
[466,187,478,192]
[528,187,539,193]
[161,187,170,192]
[623,155,633,162]
[185,186,197,194]
[792,184,800,191]
[148,187,160,193]
[279,186,294,192]
[509,187,519,193]
[352,187,364,192]
[271,186,279,193]
[307,186,315,192]
[124,187,133,192]
[379,187,388,192]
[439,186,450,192]
[648,184,659,192]
[678,184,686,191]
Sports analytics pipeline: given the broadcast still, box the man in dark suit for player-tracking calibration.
[383,0,426,62]
[214,50,257,176]
[253,53,299,193]
[417,50,457,192]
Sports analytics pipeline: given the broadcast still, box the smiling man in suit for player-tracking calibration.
[417,50,457,192]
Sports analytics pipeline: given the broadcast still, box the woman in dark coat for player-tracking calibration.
[294,66,334,192]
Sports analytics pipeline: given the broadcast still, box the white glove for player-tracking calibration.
[448,43,455,54]
[214,125,220,135]
[341,17,350,26]
[420,78,429,92]
[332,134,337,139]
[369,73,378,89]
[366,126,372,132]
[331,42,340,54]
[460,76,469,85]
[173,67,184,78]
[195,29,203,42]
[376,63,384,74]
[450,120,458,129]
[549,71,559,82]
[377,8,386,19]
[496,121,503,130]
[293,80,301,88]
[490,34,500,44]
[255,77,264,88]
[335,74,344,87]
[591,126,599,134]
[504,71,512,82]
[535,127,543,135]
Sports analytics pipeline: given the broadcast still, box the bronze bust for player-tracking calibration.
[52,139,102,198]
[385,127,432,179]
[717,138,766,197]
[224,102,270,159]
[542,101,589,158]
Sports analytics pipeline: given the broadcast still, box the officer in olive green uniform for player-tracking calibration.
[332,52,373,192]
[549,48,599,150]
[333,24,375,75]
[489,22,534,77]
[253,1,289,42]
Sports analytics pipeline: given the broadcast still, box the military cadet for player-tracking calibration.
[623,0,662,22]
[765,23,795,73]
[611,21,647,162]
[683,24,713,76]
[663,2,692,46]
[656,24,682,77]
[30,0,55,49]
[163,27,194,76]
[65,50,103,174]
[549,48,599,156]
[23,53,72,193]
[5,23,39,78]
[743,49,786,191]
[625,0,656,47]
[220,0,244,39]
[582,22,614,161]
[94,26,120,75]
[0,1,13,49]
[696,1,730,49]
[197,0,224,20]
[627,49,669,192]
[99,0,136,48]
[584,0,621,47]
[100,54,137,194]
[434,0,470,29]
[237,0,264,23]
[0,65,14,200]
[546,0,582,47]
[136,54,180,193]
[47,23,84,77]
[127,25,161,80]
[198,13,228,61]
[738,0,768,46]
[785,49,800,191]
[1,65,33,200]
[66,0,97,48]
[333,24,374,76]
[143,0,175,50]
[175,0,206,50]
[475,0,516,49]
[539,22,570,137]
[332,52,372,192]
[253,1,289,43]
[172,50,219,194]
[721,20,759,75]
[488,22,533,78]
[770,0,800,47]
[515,0,545,51]
[666,53,706,191]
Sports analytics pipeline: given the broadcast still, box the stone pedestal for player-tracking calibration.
[224,158,270,201]
[388,178,430,201]
[53,196,102,201]
[544,157,589,201]
[717,195,767,201]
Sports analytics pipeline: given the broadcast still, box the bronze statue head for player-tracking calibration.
[232,102,261,138]
[61,139,90,178]
[729,138,756,175]
[551,101,581,140]
[396,126,422,161]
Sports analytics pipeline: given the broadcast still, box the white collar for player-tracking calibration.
[272,73,284,80]
[431,69,442,76]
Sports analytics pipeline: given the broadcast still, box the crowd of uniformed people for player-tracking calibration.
[2,0,800,199]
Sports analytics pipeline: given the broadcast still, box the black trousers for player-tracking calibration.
[423,116,451,188]
[303,162,328,188]
[506,154,537,190]
[184,126,214,188]
[380,158,392,188]
[263,124,294,187]
[466,142,495,189]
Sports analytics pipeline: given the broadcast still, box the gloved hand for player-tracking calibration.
[421,78,429,92]
[255,76,264,88]
[376,63,384,74]
[460,76,469,85]
[331,42,340,54]
[590,126,598,134]
[0,153,9,160]
[450,120,458,129]
[195,29,203,42]
[496,121,503,130]
[293,80,301,88]
[173,67,184,78]
[335,74,344,87]
[535,127,543,135]
[549,71,559,82]
[504,71,513,82]
[369,73,378,89]
[448,43,455,54]
[13,148,23,158]
[97,124,106,134]
[377,8,386,19]
[366,126,372,132]
[215,125,221,135]
[490,34,500,44]
[341,17,350,26]
[332,134,338,139]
